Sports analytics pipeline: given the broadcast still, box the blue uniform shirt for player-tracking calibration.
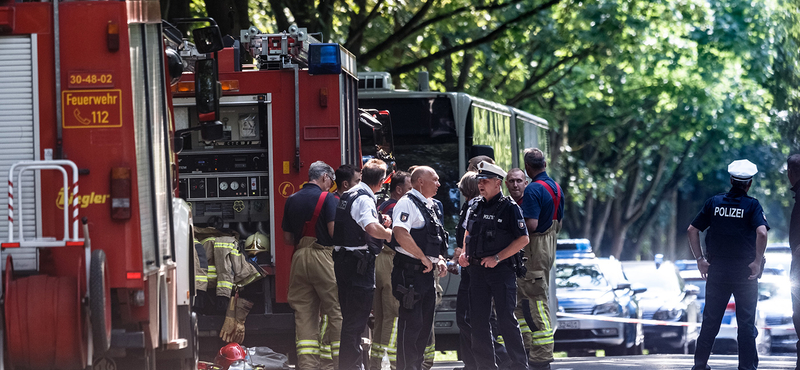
[281,183,338,246]
[691,188,769,265]
[521,171,564,233]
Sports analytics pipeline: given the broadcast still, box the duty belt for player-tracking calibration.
[395,253,425,271]
[469,256,510,267]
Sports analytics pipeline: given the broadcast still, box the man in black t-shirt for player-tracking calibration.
[282,161,342,370]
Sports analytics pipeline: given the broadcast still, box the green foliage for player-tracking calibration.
[186,0,798,259]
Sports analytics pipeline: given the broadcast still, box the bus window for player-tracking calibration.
[470,104,513,173]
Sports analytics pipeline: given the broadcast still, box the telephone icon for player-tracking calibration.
[73,109,91,125]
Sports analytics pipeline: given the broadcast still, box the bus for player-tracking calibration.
[357,71,550,350]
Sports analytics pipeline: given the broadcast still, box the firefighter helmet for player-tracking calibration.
[244,232,269,256]
[214,343,247,370]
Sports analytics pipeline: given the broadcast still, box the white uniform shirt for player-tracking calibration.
[337,181,380,251]
[393,188,440,262]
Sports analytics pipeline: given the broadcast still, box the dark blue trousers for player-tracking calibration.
[468,262,528,370]
[457,268,512,370]
[334,250,376,370]
[392,254,436,370]
[693,266,758,370]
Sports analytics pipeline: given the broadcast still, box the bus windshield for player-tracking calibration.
[359,97,460,249]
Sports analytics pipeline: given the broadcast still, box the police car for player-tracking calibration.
[621,261,701,354]
[554,256,646,356]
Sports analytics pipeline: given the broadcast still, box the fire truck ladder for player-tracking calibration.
[1,159,94,370]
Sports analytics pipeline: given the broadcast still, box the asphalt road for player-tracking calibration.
[429,354,798,369]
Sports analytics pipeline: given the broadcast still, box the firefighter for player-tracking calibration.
[460,161,529,370]
[391,166,448,370]
[518,148,563,370]
[282,161,342,370]
[369,171,412,370]
[333,159,393,370]
[505,168,536,353]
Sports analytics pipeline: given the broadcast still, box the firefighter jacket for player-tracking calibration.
[194,227,264,298]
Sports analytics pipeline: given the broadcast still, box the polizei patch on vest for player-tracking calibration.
[400,212,409,222]
[714,207,744,218]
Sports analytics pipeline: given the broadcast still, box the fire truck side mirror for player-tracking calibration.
[195,58,224,141]
[192,26,224,54]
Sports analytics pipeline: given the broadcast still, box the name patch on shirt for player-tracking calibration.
[714,207,744,218]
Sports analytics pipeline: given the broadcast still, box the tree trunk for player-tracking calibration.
[582,196,595,239]
[665,189,677,261]
[591,199,613,254]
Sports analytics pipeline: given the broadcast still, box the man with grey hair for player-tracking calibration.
[518,148,563,370]
[282,160,342,370]
[391,166,449,370]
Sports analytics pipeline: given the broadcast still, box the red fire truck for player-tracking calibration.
[0,1,222,369]
[170,25,361,352]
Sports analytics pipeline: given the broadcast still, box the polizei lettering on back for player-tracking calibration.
[714,207,744,218]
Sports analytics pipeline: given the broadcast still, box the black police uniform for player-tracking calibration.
[466,192,529,370]
[391,191,448,370]
[333,184,383,370]
[690,187,769,370]
[456,197,512,370]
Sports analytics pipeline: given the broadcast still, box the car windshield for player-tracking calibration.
[624,264,682,297]
[685,279,706,299]
[556,263,610,290]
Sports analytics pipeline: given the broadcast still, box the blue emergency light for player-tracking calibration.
[308,43,342,75]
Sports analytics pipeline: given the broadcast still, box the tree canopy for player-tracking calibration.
[162,0,800,259]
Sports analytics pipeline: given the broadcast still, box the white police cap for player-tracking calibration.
[476,161,507,180]
[728,159,758,181]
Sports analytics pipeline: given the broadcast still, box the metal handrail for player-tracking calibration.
[7,160,80,242]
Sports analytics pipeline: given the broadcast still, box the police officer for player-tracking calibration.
[391,166,448,370]
[688,159,769,370]
[369,170,411,370]
[333,159,393,370]
[459,161,529,370]
[282,161,342,370]
[336,164,362,198]
[518,149,563,370]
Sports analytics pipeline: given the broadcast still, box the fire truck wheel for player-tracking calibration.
[90,249,112,353]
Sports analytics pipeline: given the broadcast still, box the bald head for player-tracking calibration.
[410,166,440,198]
[411,166,434,184]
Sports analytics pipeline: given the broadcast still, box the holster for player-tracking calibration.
[513,251,528,278]
[353,250,375,275]
[396,284,420,310]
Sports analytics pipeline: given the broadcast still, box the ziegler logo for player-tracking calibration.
[56,188,110,209]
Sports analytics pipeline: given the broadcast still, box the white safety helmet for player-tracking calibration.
[244,232,269,256]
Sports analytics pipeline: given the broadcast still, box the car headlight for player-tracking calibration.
[436,296,457,312]
[593,302,621,316]
[653,308,682,321]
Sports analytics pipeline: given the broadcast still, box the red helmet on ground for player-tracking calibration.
[215,343,246,370]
